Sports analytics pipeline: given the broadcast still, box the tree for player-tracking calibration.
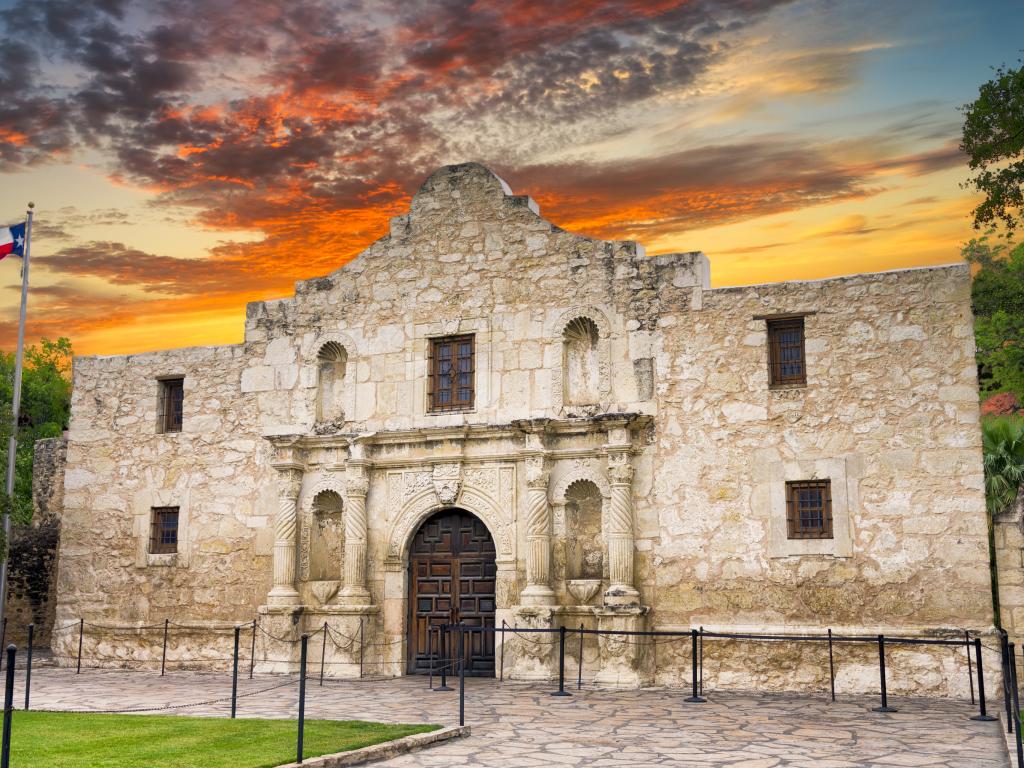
[965,238,1024,402]
[0,337,72,524]
[961,61,1024,233]
[981,416,1024,517]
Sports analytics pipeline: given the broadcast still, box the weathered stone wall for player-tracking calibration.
[52,344,277,663]
[51,163,993,696]
[3,436,66,646]
[995,487,1024,648]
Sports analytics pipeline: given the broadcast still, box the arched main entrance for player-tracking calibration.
[407,508,496,676]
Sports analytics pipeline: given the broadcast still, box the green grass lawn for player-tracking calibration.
[8,711,440,768]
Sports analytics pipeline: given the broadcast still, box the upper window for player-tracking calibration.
[429,335,475,412]
[785,480,832,539]
[149,506,179,554]
[767,318,806,387]
[158,378,184,433]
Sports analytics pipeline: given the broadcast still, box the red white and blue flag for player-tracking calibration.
[0,223,26,260]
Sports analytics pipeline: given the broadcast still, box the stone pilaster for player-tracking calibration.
[267,459,304,606]
[338,460,371,606]
[520,453,556,606]
[605,437,639,607]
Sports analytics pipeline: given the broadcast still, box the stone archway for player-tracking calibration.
[406,508,496,676]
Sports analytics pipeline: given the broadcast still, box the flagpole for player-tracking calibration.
[0,202,33,631]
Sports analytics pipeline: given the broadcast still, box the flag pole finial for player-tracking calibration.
[27,202,34,209]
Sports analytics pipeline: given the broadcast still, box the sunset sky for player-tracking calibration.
[0,0,1020,356]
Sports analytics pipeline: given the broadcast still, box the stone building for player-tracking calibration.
[52,163,993,693]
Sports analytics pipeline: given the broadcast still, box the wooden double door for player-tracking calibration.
[407,509,496,676]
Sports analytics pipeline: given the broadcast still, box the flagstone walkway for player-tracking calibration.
[9,664,1011,767]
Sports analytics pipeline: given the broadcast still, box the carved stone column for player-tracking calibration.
[338,460,372,606]
[520,454,556,606]
[267,440,304,606]
[605,449,639,606]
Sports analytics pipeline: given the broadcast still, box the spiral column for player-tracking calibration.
[605,450,639,606]
[268,466,303,606]
[520,455,556,606]
[339,462,372,605]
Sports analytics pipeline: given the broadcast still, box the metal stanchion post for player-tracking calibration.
[971,637,997,721]
[499,621,506,683]
[871,635,897,713]
[827,628,836,702]
[0,618,5,673]
[699,626,704,696]
[1,645,14,768]
[551,625,571,696]
[436,624,452,692]
[577,624,584,691]
[231,626,240,719]
[684,629,706,703]
[161,618,169,676]
[296,634,308,765]
[967,630,976,705]
[1009,643,1024,768]
[427,625,434,690]
[250,618,257,680]
[76,618,83,674]
[23,624,32,711]
[1003,633,1014,735]
[458,625,465,727]
[319,622,327,687]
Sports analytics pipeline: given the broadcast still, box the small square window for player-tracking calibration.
[149,507,179,554]
[157,378,184,433]
[785,480,832,539]
[767,318,806,387]
[429,336,474,412]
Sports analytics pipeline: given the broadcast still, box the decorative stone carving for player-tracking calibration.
[432,462,462,505]
[550,306,613,414]
[568,579,601,605]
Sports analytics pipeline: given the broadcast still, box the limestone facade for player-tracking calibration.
[52,163,993,694]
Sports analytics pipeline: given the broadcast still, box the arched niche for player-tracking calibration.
[564,479,604,580]
[549,306,612,414]
[309,489,344,581]
[316,342,348,423]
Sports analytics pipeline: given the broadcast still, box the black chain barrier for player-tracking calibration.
[0,616,1013,766]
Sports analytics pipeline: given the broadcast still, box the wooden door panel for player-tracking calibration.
[408,509,496,676]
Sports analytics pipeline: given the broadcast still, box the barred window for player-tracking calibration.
[785,480,832,539]
[767,318,806,387]
[149,507,179,554]
[429,335,475,412]
[158,378,184,433]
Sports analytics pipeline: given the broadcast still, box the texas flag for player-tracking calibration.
[0,222,25,260]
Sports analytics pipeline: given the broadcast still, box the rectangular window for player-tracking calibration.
[149,506,179,554]
[785,480,832,539]
[158,378,184,433]
[767,318,806,387]
[429,335,475,412]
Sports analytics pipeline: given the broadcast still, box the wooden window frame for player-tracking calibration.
[785,480,833,540]
[428,335,475,413]
[149,506,180,554]
[767,317,807,388]
[157,378,184,433]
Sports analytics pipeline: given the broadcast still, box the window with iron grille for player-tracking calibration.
[767,318,806,387]
[428,335,475,412]
[157,378,184,433]
[149,507,179,554]
[785,480,832,539]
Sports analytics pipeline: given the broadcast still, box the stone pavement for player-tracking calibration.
[9,664,1010,767]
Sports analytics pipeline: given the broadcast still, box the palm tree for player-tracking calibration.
[982,416,1024,516]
